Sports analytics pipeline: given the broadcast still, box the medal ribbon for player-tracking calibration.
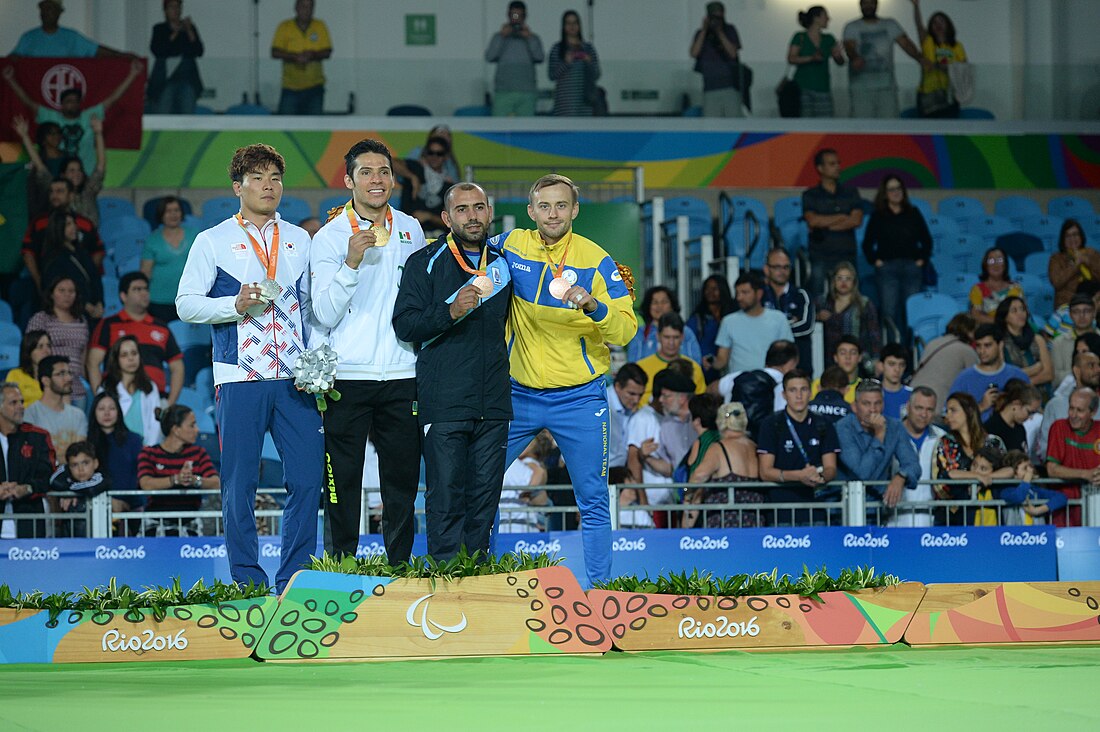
[344,199,392,235]
[235,214,279,280]
[446,234,488,276]
[542,231,573,280]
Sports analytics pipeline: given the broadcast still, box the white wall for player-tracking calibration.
[0,0,1095,119]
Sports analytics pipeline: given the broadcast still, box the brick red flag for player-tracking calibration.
[0,56,145,149]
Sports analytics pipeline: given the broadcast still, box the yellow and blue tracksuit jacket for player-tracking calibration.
[494,228,637,389]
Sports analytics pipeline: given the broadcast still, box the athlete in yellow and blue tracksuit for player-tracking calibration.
[491,227,637,584]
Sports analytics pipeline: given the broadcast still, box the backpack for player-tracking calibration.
[728,370,777,441]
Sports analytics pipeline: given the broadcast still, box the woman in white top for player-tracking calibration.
[101,335,161,446]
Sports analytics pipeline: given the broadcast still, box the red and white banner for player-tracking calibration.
[0,56,145,150]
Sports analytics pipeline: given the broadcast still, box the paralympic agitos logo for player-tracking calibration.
[406,594,468,640]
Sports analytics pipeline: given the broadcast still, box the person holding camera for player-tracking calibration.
[689,1,744,118]
[485,1,545,117]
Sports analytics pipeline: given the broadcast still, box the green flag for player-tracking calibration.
[0,163,28,275]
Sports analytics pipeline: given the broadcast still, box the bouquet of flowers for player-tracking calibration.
[293,344,342,412]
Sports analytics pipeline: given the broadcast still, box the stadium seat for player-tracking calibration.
[1022,251,1051,276]
[1048,195,1096,220]
[0,322,22,346]
[453,105,490,116]
[226,103,270,115]
[101,214,152,244]
[176,386,210,413]
[278,196,312,225]
[931,234,982,275]
[193,105,216,115]
[938,195,986,226]
[319,193,350,220]
[387,105,431,116]
[925,214,960,241]
[970,215,1015,249]
[0,343,19,370]
[959,108,995,119]
[141,197,193,230]
[994,195,1043,224]
[899,107,919,118]
[97,196,136,223]
[773,196,803,228]
[201,196,241,228]
[909,197,933,221]
[720,194,768,269]
[1016,273,1055,321]
[169,320,211,351]
[779,219,807,255]
[0,300,12,323]
[193,407,216,435]
[906,292,959,349]
[1014,215,1065,251]
[937,272,973,311]
[102,276,121,316]
[996,232,1044,271]
[195,367,214,404]
[681,106,702,117]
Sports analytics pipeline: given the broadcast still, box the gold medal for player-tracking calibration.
[371,224,390,247]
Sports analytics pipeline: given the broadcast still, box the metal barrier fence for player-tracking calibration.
[3,478,1095,540]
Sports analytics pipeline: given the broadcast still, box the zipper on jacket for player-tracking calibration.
[579,337,595,375]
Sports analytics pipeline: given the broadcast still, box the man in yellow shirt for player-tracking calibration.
[271,0,332,115]
[635,312,705,405]
[494,174,637,584]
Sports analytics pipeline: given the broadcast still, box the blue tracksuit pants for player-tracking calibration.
[216,379,324,594]
[506,378,611,584]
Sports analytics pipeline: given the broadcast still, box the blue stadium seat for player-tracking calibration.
[102,276,121,316]
[932,234,983,274]
[1082,216,1100,245]
[937,272,973,311]
[0,322,22,346]
[193,105,216,115]
[681,106,702,117]
[938,195,986,225]
[0,343,19,371]
[773,196,803,228]
[925,214,960,242]
[1022,250,1051,276]
[169,320,211,351]
[0,300,12,323]
[97,196,136,223]
[101,214,151,245]
[1014,215,1065,251]
[319,193,350,220]
[909,197,933,221]
[387,105,431,116]
[994,196,1043,224]
[201,196,242,228]
[453,105,490,116]
[779,219,807,254]
[176,386,210,413]
[141,197,193,230]
[899,107,919,119]
[996,232,1044,272]
[959,108,995,119]
[195,367,214,404]
[1016,273,1055,322]
[720,195,768,269]
[1047,195,1096,220]
[971,215,1016,249]
[278,196,312,225]
[906,292,959,349]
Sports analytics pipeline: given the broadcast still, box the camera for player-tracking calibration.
[511,22,524,33]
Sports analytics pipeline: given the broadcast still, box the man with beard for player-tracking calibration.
[393,183,512,560]
[309,138,427,563]
[892,385,943,527]
[1038,350,1100,461]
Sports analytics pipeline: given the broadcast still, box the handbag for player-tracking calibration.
[948,61,975,105]
[776,66,800,118]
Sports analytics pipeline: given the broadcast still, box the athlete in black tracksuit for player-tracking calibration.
[392,193,513,560]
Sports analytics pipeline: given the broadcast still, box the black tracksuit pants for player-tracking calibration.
[323,377,421,562]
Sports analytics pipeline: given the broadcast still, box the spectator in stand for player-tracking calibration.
[16,120,64,216]
[816,261,880,364]
[683,401,763,529]
[0,383,55,539]
[679,393,723,483]
[893,385,943,527]
[984,379,1042,455]
[26,276,91,407]
[24,354,86,458]
[712,339,799,420]
[607,363,647,484]
[628,286,702,366]
[40,210,104,319]
[912,0,967,119]
[836,380,921,508]
[932,391,1008,524]
[137,404,219,536]
[548,11,601,116]
[688,275,736,383]
[812,335,863,403]
[636,313,705,405]
[910,313,977,411]
[949,323,1030,421]
[5,330,50,408]
[714,271,794,373]
[10,0,131,58]
[1045,280,1100,341]
[398,136,454,233]
[1048,220,1098,309]
[485,1,545,117]
[101,336,162,447]
[141,196,199,322]
[994,295,1053,389]
[842,0,928,118]
[87,272,184,404]
[1044,386,1100,527]
[757,369,839,525]
[1051,293,1097,387]
[802,148,864,297]
[879,343,912,419]
[147,0,204,115]
[762,248,815,370]
[498,432,551,533]
[298,216,321,239]
[49,440,110,537]
[690,2,745,118]
[1038,350,1100,461]
[2,61,143,176]
[1000,450,1068,523]
[787,6,846,117]
[12,116,105,226]
[862,175,931,339]
[809,365,851,423]
[394,126,461,183]
[271,0,332,115]
[969,247,1022,324]
[20,178,105,302]
[87,391,144,513]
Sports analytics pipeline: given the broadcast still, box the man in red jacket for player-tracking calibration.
[0,382,56,539]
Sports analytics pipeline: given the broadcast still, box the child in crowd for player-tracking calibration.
[1000,450,1069,520]
[49,440,111,537]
